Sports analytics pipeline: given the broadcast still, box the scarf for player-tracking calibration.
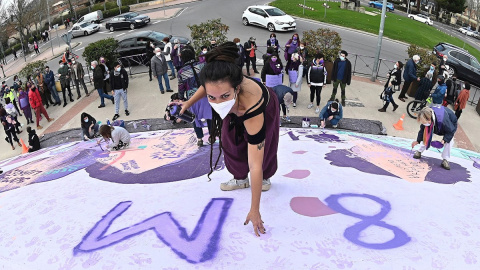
[423,113,436,150]
[269,59,282,75]
[289,61,300,71]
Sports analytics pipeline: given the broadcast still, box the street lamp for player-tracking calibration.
[371,0,388,82]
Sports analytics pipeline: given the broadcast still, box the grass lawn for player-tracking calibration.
[271,0,480,61]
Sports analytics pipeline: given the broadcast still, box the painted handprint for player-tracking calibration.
[82,252,103,268]
[27,248,43,262]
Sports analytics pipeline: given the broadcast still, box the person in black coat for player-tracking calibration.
[81,112,99,140]
[146,41,155,81]
[379,61,403,112]
[266,33,279,54]
[244,37,259,76]
[92,60,114,108]
[233,38,245,69]
[261,52,283,86]
[330,50,352,106]
[110,64,130,120]
[27,126,40,152]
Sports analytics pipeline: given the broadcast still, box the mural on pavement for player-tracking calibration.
[0,128,478,269]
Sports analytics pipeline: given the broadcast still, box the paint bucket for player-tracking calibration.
[302,118,310,128]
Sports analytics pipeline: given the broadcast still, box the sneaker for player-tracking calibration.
[77,95,81,100]
[63,103,67,107]
[220,177,250,191]
[293,103,296,108]
[285,116,291,122]
[37,125,43,130]
[378,108,386,112]
[47,118,54,122]
[332,124,338,128]
[393,104,399,111]
[98,104,105,108]
[341,100,346,107]
[413,151,421,159]
[112,114,120,121]
[166,89,174,92]
[315,107,320,114]
[262,178,271,191]
[441,159,450,170]
[307,103,313,109]
[197,139,203,147]
[125,110,130,116]
[161,91,165,94]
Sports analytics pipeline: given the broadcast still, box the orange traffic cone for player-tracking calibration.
[393,113,405,130]
[20,139,29,154]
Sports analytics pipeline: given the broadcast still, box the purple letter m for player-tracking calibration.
[73,198,233,264]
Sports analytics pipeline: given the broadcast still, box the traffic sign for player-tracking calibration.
[61,32,73,45]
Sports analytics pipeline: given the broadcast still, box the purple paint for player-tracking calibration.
[283,170,311,179]
[326,137,471,185]
[325,193,411,250]
[431,141,444,149]
[292,151,307,154]
[74,198,233,264]
[287,131,300,141]
[305,133,342,143]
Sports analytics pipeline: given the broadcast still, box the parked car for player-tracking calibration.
[368,1,394,12]
[433,42,480,87]
[242,5,296,32]
[116,31,189,65]
[458,27,469,34]
[68,22,100,38]
[74,11,103,26]
[105,12,150,32]
[407,14,433,25]
[465,29,479,38]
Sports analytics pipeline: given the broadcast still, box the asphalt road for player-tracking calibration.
[5,0,417,86]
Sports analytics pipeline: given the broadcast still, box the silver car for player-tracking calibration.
[69,22,100,38]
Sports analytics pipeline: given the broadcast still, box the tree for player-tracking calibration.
[302,28,342,62]
[437,0,467,14]
[82,38,119,69]
[6,0,37,53]
[19,59,47,81]
[187,18,229,52]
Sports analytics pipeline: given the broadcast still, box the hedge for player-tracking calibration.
[103,6,131,18]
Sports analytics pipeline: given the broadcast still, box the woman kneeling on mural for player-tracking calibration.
[175,42,280,237]
[99,125,131,151]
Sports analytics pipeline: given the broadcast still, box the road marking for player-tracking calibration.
[153,21,162,24]
[77,47,85,51]
[116,33,126,37]
[128,30,134,32]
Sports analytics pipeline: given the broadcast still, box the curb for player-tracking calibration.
[132,0,200,13]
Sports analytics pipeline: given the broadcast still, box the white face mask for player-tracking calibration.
[393,64,397,69]
[209,92,236,119]
[72,61,76,64]
[91,66,94,70]
[156,52,161,56]
[423,123,431,127]
[84,118,88,123]
[202,50,208,54]
[236,42,241,46]
[300,46,304,50]
[331,109,337,113]
[60,64,64,68]
[443,58,447,62]
[116,67,121,72]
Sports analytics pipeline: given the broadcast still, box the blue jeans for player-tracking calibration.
[82,123,99,139]
[48,83,61,103]
[97,88,113,106]
[156,73,171,92]
[167,61,175,77]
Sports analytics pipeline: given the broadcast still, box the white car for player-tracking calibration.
[68,22,100,38]
[407,14,433,25]
[465,29,478,38]
[458,27,469,34]
[242,5,296,32]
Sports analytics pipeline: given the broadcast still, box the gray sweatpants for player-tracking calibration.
[114,89,128,114]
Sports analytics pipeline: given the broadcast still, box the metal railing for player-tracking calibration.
[118,54,150,77]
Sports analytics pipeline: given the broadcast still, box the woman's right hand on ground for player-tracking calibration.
[411,141,419,148]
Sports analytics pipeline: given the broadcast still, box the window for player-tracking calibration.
[119,39,135,49]
[125,12,139,19]
[148,32,168,43]
[455,52,471,65]
[471,57,480,69]
[265,8,286,16]
[137,38,148,47]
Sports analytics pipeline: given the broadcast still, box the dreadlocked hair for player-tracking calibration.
[202,42,243,180]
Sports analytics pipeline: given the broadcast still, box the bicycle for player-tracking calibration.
[406,96,432,119]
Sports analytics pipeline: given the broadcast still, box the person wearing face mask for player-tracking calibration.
[295,42,309,77]
[272,85,294,124]
[431,75,447,107]
[454,82,470,120]
[330,50,352,107]
[99,57,111,95]
[232,39,245,70]
[244,37,259,76]
[398,55,421,102]
[266,33,279,54]
[175,42,280,237]
[57,60,74,107]
[439,55,448,74]
[161,37,176,80]
[412,107,457,170]
[44,66,61,106]
[80,112,99,141]
[92,60,114,108]
[35,68,54,109]
[70,58,89,98]
[319,100,343,128]
[261,53,283,87]
[151,47,172,94]
[411,72,433,111]
[110,64,130,121]
[177,48,212,147]
[307,53,327,114]
[198,46,208,64]
[28,83,54,130]
[27,126,40,152]
[207,39,217,51]
[171,39,184,77]
[378,61,403,112]
[284,34,300,73]
[288,53,303,107]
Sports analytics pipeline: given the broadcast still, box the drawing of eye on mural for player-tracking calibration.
[0,128,478,269]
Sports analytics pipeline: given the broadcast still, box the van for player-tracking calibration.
[75,11,103,25]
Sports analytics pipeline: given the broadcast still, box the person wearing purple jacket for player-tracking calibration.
[284,33,300,73]
[18,87,34,124]
[170,39,184,75]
